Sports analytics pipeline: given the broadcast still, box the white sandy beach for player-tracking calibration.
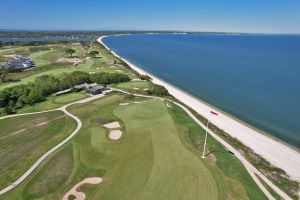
[98,36,300,181]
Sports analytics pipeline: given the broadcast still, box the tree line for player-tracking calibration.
[0,71,130,114]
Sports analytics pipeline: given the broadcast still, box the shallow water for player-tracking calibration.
[103,34,300,148]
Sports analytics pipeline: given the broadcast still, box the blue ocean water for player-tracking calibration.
[103,34,300,148]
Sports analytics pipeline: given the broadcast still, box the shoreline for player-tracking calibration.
[98,35,300,181]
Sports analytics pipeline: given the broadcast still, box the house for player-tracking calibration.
[0,56,35,72]
[86,85,105,95]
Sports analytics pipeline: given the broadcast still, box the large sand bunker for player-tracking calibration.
[57,57,82,65]
[103,122,120,129]
[109,130,123,140]
[62,177,102,200]
[119,102,129,106]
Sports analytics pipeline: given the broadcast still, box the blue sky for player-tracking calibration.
[1,0,300,33]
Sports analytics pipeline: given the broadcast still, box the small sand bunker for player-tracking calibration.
[134,101,143,104]
[109,130,123,140]
[133,87,140,90]
[103,121,121,129]
[57,57,82,65]
[62,177,102,200]
[131,78,142,81]
[143,88,149,91]
[166,103,172,108]
[119,102,129,106]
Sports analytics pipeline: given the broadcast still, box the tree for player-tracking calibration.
[140,74,152,81]
[88,50,100,58]
[65,48,76,57]
[146,84,169,97]
[0,69,9,83]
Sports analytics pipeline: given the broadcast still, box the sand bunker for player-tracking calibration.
[3,54,20,58]
[134,101,143,104]
[62,177,102,200]
[166,103,172,108]
[119,103,129,106]
[57,57,82,65]
[133,87,140,90]
[103,121,121,129]
[109,130,123,140]
[131,78,142,81]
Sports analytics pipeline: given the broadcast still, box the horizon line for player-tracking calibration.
[0,29,300,35]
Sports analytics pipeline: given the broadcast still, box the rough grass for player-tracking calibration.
[22,144,74,199]
[0,110,76,189]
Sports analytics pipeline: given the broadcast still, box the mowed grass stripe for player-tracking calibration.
[112,100,218,200]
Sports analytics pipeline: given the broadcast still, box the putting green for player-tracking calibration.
[114,81,151,90]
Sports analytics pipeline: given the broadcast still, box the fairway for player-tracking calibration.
[109,100,219,199]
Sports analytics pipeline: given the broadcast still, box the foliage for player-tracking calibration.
[0,69,9,83]
[146,84,169,96]
[0,71,130,114]
[89,72,130,85]
[140,74,152,81]
[88,50,100,57]
[65,48,76,57]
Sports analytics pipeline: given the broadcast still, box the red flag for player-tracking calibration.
[210,111,218,116]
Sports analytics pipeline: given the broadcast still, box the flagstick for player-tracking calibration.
[202,119,209,158]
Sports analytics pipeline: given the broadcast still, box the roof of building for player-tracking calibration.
[55,88,73,95]
[87,85,105,93]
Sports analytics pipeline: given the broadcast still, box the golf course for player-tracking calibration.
[0,92,267,199]
[0,40,287,200]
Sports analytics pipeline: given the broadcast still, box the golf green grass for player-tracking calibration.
[113,80,151,90]
[2,94,267,199]
[0,110,77,189]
